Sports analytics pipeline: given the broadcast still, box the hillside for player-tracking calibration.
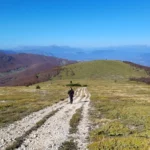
[122,61,150,84]
[0,52,76,86]
[1,60,150,149]
[54,60,149,80]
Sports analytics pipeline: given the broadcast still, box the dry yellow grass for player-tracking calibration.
[0,80,70,127]
[88,80,150,150]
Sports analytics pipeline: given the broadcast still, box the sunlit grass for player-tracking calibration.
[88,136,149,150]
[88,80,150,149]
[1,77,150,149]
[0,80,70,127]
[54,60,148,80]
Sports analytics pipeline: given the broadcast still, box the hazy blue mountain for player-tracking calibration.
[2,45,150,66]
[14,45,83,58]
[0,50,16,54]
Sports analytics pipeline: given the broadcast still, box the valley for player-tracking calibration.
[0,52,76,86]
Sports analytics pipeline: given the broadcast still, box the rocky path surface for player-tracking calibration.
[0,87,91,150]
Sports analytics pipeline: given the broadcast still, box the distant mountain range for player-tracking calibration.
[0,51,75,86]
[1,45,150,86]
[2,45,150,66]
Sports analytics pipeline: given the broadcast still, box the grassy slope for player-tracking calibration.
[53,60,150,149]
[1,60,150,149]
[88,80,150,150]
[55,60,148,80]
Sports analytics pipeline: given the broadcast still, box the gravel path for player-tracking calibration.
[0,87,91,150]
[76,88,91,150]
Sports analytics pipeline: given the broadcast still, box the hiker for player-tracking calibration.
[68,87,74,104]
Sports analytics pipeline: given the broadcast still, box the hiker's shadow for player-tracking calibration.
[82,100,88,102]
[72,100,88,104]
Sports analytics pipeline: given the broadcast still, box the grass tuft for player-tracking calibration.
[69,108,83,134]
[58,139,78,150]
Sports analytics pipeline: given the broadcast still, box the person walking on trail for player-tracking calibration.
[68,87,74,104]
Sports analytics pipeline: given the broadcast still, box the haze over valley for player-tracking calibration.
[1,45,150,66]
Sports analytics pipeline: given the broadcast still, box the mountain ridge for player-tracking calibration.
[53,60,149,80]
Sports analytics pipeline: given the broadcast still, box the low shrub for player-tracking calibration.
[66,83,81,87]
[36,85,41,89]
[58,140,78,150]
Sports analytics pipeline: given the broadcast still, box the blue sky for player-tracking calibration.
[0,0,150,48]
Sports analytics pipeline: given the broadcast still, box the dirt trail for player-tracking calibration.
[0,87,90,150]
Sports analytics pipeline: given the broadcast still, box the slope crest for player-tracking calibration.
[54,60,148,80]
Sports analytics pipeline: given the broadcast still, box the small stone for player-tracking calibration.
[1,139,5,143]
[21,145,26,150]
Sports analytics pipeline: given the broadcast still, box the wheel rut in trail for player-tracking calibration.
[60,87,91,150]
[0,87,91,150]
[0,101,66,150]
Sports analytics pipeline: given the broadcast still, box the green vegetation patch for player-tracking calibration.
[58,139,78,150]
[69,107,83,134]
[88,136,149,150]
[91,98,150,134]
[88,80,150,150]
[92,121,130,137]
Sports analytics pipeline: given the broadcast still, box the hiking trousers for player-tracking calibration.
[70,96,73,104]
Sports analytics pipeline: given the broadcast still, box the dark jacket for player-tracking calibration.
[68,89,74,97]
